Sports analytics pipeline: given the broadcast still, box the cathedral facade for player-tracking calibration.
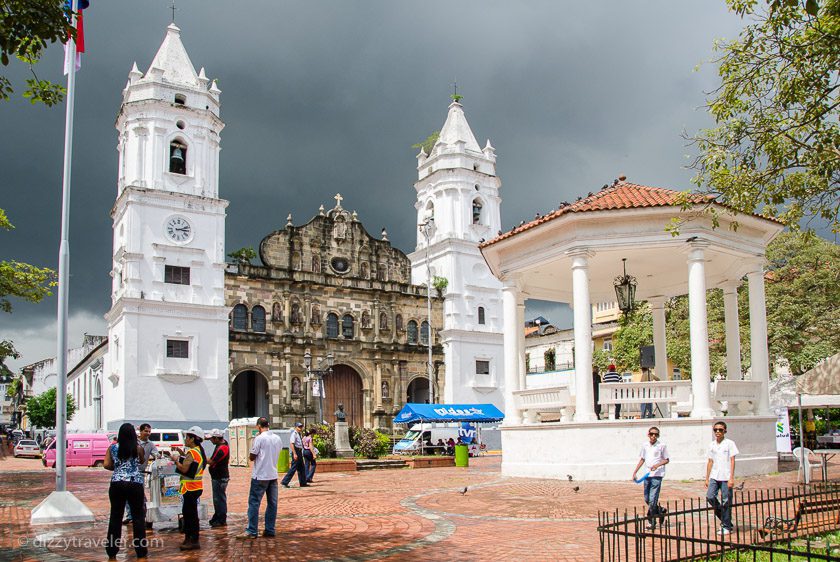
[226,196,444,430]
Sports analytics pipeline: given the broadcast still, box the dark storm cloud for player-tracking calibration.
[0,1,743,367]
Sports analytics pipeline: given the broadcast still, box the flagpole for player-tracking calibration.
[54,0,79,494]
[30,0,93,524]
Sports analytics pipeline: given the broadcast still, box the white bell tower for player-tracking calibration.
[409,100,505,409]
[104,24,229,430]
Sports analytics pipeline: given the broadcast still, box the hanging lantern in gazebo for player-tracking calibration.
[613,258,637,314]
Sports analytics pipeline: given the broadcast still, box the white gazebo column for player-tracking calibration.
[747,265,771,415]
[569,250,597,422]
[722,282,743,380]
[516,299,526,392]
[502,283,523,424]
[687,242,715,418]
[649,296,669,380]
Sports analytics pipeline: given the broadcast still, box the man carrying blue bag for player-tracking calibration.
[632,426,670,530]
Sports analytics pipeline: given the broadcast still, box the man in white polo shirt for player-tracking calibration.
[238,417,282,539]
[705,421,739,535]
[632,426,670,530]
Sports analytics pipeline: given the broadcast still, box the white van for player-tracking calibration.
[392,423,481,455]
[148,428,187,454]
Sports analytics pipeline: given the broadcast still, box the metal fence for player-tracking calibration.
[598,482,840,561]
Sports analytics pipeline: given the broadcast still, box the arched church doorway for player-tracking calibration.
[407,377,430,404]
[323,365,363,427]
[231,370,269,419]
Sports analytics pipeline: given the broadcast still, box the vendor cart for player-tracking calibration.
[146,457,207,525]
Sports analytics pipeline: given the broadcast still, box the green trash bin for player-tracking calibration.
[277,448,290,473]
[454,444,469,467]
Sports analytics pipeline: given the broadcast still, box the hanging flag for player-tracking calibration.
[63,1,90,75]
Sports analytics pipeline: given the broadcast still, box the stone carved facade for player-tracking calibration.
[226,196,444,430]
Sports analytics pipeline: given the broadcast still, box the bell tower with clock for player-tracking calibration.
[104,24,229,430]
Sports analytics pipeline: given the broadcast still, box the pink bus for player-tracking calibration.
[42,433,111,468]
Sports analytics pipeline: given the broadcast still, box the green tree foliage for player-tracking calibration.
[611,232,838,378]
[307,423,335,458]
[0,0,76,106]
[412,131,439,154]
[1,209,56,375]
[689,0,839,232]
[349,426,391,459]
[764,231,840,374]
[25,387,76,428]
[227,246,256,265]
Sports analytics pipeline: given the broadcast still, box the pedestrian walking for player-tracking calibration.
[281,422,308,488]
[303,428,318,483]
[631,426,669,530]
[170,426,207,551]
[705,421,739,536]
[123,423,157,528]
[238,417,283,539]
[207,428,230,527]
[104,423,147,561]
[602,364,622,419]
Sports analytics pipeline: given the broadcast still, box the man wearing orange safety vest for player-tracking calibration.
[170,426,207,551]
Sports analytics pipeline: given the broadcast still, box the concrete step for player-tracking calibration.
[355,459,407,471]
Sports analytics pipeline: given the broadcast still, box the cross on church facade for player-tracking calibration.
[170,1,177,23]
[334,193,343,208]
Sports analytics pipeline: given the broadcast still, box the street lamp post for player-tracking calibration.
[419,218,435,404]
[304,350,334,423]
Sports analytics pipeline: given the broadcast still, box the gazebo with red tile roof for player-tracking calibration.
[480,177,784,482]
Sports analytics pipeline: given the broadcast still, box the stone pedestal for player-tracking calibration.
[334,421,354,458]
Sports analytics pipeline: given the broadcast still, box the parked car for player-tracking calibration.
[14,439,41,458]
[147,428,187,455]
[42,433,111,468]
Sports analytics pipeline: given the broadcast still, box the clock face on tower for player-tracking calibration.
[165,216,192,243]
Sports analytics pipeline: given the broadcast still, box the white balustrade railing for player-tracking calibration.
[513,386,574,423]
[713,380,762,415]
[600,381,693,418]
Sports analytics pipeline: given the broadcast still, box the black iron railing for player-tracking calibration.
[598,481,840,561]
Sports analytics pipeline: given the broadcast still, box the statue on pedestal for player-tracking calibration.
[333,403,353,458]
[335,403,347,422]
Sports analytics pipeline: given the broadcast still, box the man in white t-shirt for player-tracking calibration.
[238,417,283,539]
[705,421,739,535]
[632,426,670,530]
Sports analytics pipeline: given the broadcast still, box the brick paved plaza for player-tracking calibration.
[0,454,835,561]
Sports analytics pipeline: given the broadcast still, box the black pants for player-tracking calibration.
[106,481,147,558]
[182,489,202,541]
[281,447,307,486]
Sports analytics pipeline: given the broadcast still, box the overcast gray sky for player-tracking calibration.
[0,1,746,370]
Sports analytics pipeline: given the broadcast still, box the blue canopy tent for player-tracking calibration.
[393,403,505,424]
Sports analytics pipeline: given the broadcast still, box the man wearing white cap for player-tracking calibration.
[206,428,230,527]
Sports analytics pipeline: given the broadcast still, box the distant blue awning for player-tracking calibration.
[393,403,505,424]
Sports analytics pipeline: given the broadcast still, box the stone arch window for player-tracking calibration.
[478,306,486,325]
[251,305,266,333]
[232,303,248,331]
[395,314,404,331]
[420,321,430,345]
[424,200,435,222]
[174,93,186,105]
[312,254,321,273]
[360,262,369,279]
[472,198,483,224]
[342,314,354,339]
[407,320,418,344]
[326,313,339,338]
[379,311,389,330]
[169,140,187,175]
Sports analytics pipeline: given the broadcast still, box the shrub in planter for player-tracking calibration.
[350,427,391,459]
[307,423,335,458]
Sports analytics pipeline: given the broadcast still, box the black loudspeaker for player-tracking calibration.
[640,345,656,368]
